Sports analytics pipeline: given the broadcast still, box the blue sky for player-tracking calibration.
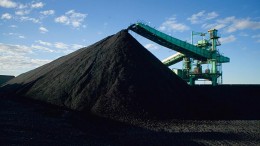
[0,0,260,84]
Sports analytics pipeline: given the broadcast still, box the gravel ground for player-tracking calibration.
[1,97,259,146]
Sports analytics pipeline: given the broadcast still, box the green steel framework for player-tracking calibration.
[128,22,230,86]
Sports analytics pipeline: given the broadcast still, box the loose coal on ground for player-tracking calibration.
[191,85,260,119]
[1,30,201,121]
[1,96,259,146]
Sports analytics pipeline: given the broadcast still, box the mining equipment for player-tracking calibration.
[128,23,230,86]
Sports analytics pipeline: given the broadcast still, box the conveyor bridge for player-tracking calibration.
[128,23,229,64]
[128,22,230,85]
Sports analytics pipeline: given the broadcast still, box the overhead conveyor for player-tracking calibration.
[161,52,185,66]
[128,22,230,86]
[128,23,229,63]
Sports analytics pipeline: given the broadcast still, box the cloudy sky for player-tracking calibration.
[0,0,260,84]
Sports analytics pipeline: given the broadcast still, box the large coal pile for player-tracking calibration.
[0,75,15,86]
[1,30,194,120]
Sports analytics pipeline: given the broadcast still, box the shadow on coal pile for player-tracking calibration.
[1,96,252,146]
[190,85,260,120]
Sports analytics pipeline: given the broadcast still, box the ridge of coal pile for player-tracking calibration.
[1,30,195,121]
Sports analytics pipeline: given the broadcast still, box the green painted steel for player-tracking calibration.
[162,53,185,66]
[128,22,230,86]
[128,23,230,63]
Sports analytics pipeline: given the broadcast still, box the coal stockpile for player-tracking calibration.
[0,75,15,86]
[1,29,260,146]
[1,30,195,120]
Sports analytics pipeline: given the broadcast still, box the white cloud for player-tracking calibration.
[55,10,87,28]
[2,32,16,36]
[0,43,51,75]
[40,10,55,15]
[0,55,51,76]
[54,42,76,54]
[9,24,17,28]
[202,23,226,30]
[39,26,48,33]
[217,16,236,24]
[0,55,32,75]
[54,42,68,49]
[15,9,30,15]
[144,43,159,50]
[31,2,44,8]
[0,41,85,75]
[1,13,12,19]
[71,44,84,49]
[188,11,204,24]
[17,3,27,9]
[36,40,52,46]
[204,16,260,33]
[187,11,219,24]
[72,21,80,27]
[31,45,54,52]
[0,0,17,8]
[3,32,26,39]
[226,18,260,33]
[55,15,69,24]
[0,43,33,56]
[30,59,51,66]
[35,41,84,53]
[18,35,25,39]
[207,12,218,20]
[219,35,236,44]
[159,17,189,32]
[20,16,40,23]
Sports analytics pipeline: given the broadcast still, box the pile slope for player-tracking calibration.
[1,30,194,120]
[0,75,15,86]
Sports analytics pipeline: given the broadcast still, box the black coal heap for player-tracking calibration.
[2,30,195,120]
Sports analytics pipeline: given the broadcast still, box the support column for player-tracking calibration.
[189,76,195,86]
[211,59,216,74]
[212,75,218,86]
[208,29,219,86]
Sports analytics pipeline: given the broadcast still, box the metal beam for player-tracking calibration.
[162,53,185,66]
[128,23,230,63]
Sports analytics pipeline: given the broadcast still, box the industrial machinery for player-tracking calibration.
[128,22,230,86]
